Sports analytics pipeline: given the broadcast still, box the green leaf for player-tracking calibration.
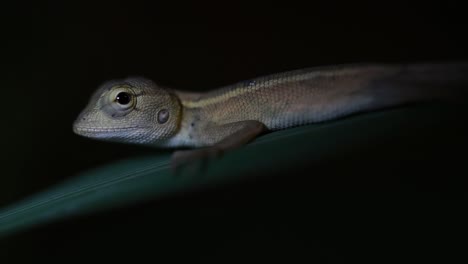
[0,103,463,238]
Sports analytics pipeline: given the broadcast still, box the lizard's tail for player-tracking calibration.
[371,62,468,107]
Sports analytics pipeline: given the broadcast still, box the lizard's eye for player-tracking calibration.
[101,85,137,117]
[109,87,136,110]
[116,92,132,105]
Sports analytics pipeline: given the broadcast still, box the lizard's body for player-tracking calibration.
[73,63,468,166]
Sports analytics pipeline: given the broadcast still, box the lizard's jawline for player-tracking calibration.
[73,126,144,133]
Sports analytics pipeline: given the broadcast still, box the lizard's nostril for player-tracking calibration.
[82,118,86,121]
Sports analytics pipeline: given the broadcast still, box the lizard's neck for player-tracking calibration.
[157,91,205,148]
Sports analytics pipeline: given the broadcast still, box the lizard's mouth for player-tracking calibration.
[73,125,144,136]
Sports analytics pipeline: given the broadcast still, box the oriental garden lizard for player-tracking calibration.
[73,63,468,169]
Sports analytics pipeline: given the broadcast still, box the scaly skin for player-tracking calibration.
[73,62,468,167]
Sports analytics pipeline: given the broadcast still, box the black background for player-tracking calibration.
[1,1,468,262]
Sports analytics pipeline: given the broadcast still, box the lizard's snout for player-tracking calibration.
[72,113,90,136]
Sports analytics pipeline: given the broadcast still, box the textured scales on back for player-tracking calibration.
[179,64,397,131]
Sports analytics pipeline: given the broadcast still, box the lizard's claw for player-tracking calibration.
[171,147,223,174]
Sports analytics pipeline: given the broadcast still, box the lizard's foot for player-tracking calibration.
[171,147,223,174]
[170,120,266,174]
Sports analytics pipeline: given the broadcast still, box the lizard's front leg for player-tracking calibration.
[171,120,267,171]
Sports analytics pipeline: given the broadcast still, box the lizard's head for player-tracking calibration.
[73,77,182,145]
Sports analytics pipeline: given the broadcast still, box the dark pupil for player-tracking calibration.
[116,92,131,105]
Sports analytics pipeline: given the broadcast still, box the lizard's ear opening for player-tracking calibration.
[157,109,170,124]
[101,85,137,117]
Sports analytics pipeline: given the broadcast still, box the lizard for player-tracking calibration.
[73,62,468,169]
